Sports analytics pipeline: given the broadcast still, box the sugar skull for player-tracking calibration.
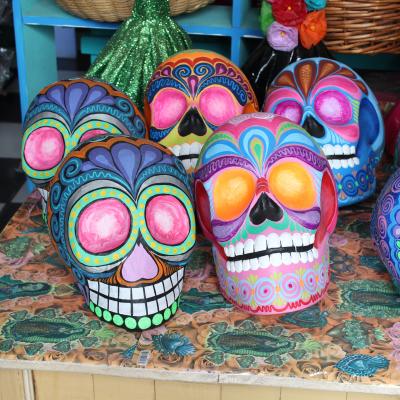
[195,113,338,314]
[22,78,147,215]
[47,136,196,330]
[371,169,400,291]
[144,50,258,173]
[263,58,384,207]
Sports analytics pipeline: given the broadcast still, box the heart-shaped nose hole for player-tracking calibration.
[250,193,283,225]
[302,115,325,139]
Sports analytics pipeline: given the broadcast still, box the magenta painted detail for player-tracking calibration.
[146,195,190,245]
[77,198,130,254]
[121,242,159,282]
[275,100,303,124]
[24,127,65,170]
[80,129,108,143]
[151,89,187,130]
[199,86,243,127]
[314,90,352,125]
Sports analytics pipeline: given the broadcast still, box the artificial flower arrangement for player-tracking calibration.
[261,0,327,51]
[242,0,331,105]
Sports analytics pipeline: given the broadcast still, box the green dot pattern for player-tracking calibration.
[138,317,151,330]
[103,310,112,322]
[113,314,124,326]
[89,296,182,330]
[95,306,102,318]
[163,307,172,321]
[125,317,137,330]
[152,313,163,326]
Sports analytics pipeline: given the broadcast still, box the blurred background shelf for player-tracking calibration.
[13,0,264,119]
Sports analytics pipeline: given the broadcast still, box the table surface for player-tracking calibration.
[1,173,400,395]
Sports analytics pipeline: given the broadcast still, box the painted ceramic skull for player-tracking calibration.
[144,50,258,173]
[371,169,400,291]
[22,78,147,215]
[263,58,384,207]
[47,136,196,330]
[195,113,338,314]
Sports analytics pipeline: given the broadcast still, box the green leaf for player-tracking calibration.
[52,341,71,353]
[25,343,43,356]
[260,1,274,33]
[0,339,14,352]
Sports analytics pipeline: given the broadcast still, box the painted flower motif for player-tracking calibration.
[261,1,274,33]
[152,333,195,357]
[267,22,299,52]
[305,0,327,11]
[272,0,307,27]
[299,10,327,49]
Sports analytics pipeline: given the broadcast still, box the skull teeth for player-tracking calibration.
[88,269,183,317]
[322,144,359,169]
[328,157,360,170]
[323,144,356,157]
[224,233,318,272]
[170,142,203,167]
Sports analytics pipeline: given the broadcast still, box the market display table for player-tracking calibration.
[1,187,400,400]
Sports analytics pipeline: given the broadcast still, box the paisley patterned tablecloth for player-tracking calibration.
[1,179,400,392]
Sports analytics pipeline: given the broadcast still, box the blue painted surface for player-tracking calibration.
[12,0,29,117]
[14,0,264,123]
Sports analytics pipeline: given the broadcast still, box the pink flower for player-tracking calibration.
[267,22,299,52]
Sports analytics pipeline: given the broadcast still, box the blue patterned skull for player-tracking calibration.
[264,58,384,207]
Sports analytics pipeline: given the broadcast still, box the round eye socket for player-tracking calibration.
[214,168,256,221]
[314,90,352,125]
[24,126,65,170]
[146,195,190,245]
[274,100,303,124]
[77,198,131,254]
[151,89,187,130]
[269,161,316,211]
[199,86,243,127]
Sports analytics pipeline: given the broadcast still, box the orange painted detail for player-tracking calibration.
[269,161,316,210]
[214,168,256,221]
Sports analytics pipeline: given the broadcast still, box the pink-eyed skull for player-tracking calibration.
[194,113,338,314]
[263,58,384,207]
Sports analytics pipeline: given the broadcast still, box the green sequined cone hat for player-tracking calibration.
[86,0,191,110]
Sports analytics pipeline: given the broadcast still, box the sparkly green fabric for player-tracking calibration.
[86,0,191,111]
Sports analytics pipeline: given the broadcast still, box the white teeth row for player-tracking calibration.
[88,269,183,316]
[323,144,356,156]
[223,233,315,259]
[328,157,360,169]
[226,248,319,272]
[181,158,198,170]
[170,142,203,158]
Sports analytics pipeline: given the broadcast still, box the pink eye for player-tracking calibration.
[79,129,108,143]
[151,89,187,130]
[146,195,190,245]
[199,86,243,127]
[77,198,131,254]
[274,101,303,124]
[315,90,352,125]
[24,127,65,170]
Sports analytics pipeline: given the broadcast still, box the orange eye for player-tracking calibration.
[269,161,316,210]
[213,168,256,221]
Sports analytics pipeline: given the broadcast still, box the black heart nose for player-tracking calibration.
[250,193,283,225]
[178,108,207,137]
[302,115,325,138]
